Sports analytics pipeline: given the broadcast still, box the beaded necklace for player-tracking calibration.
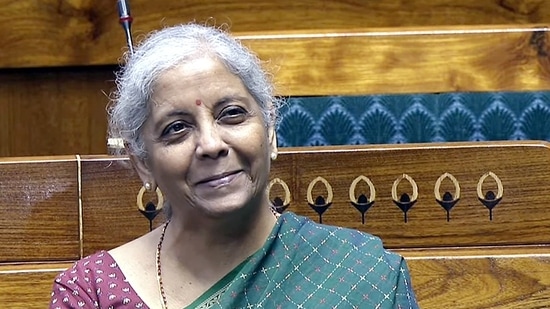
[155,208,280,308]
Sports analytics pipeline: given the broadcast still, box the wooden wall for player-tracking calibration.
[1,0,550,157]
[2,141,550,308]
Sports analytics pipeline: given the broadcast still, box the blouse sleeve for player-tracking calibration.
[49,267,99,309]
[393,257,420,309]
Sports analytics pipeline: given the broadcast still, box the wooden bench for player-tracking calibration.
[2,141,550,308]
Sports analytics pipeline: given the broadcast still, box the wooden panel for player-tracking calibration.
[3,142,550,308]
[1,26,549,95]
[3,253,549,309]
[287,141,550,248]
[76,141,550,252]
[3,0,550,68]
[405,249,550,308]
[243,26,550,96]
[2,255,549,309]
[0,263,72,309]
[2,1,549,158]
[0,87,8,155]
[79,157,150,256]
[0,67,115,157]
[0,157,80,262]
[2,27,549,157]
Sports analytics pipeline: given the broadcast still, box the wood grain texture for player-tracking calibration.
[0,157,80,262]
[70,141,550,251]
[406,250,550,308]
[282,141,550,248]
[79,157,157,255]
[3,0,550,68]
[1,29,549,157]
[1,25,549,95]
[0,67,115,157]
[3,142,550,307]
[1,2,550,157]
[244,26,550,95]
[0,263,72,309]
[2,255,549,308]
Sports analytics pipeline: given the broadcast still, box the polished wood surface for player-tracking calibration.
[0,263,73,309]
[77,141,550,250]
[3,0,550,68]
[406,249,550,308]
[2,1,550,157]
[80,157,154,254]
[2,25,550,157]
[0,67,114,157]
[244,25,550,96]
[2,1,550,307]
[0,157,80,262]
[2,142,550,307]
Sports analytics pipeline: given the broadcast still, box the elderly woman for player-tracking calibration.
[49,23,418,309]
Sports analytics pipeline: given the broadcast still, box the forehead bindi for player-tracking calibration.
[195,99,202,106]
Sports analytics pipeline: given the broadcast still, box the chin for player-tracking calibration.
[201,194,263,218]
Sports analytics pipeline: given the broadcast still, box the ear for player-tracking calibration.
[268,125,278,159]
[129,153,155,189]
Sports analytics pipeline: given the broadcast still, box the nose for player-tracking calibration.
[195,122,229,159]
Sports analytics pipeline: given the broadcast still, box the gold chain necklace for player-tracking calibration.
[155,209,280,309]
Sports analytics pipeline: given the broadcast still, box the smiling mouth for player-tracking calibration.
[196,171,242,187]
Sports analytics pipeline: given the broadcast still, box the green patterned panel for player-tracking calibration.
[277,91,550,146]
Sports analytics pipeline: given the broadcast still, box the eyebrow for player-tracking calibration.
[152,110,191,133]
[217,95,250,105]
[152,94,251,129]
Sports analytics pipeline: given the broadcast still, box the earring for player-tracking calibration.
[144,182,152,191]
[271,152,278,160]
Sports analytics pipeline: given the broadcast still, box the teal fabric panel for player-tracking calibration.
[277,92,550,146]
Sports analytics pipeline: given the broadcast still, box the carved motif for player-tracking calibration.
[392,174,418,223]
[307,176,333,223]
[434,172,461,222]
[349,175,376,224]
[477,171,503,220]
[268,177,292,213]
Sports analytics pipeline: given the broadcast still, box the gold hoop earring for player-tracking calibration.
[137,186,164,211]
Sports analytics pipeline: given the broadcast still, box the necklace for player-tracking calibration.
[155,208,280,309]
[156,220,170,309]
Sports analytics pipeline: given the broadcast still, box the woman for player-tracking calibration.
[50,23,419,309]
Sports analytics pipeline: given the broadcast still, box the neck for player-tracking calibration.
[161,201,277,278]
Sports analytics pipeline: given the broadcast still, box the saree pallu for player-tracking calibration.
[192,212,419,309]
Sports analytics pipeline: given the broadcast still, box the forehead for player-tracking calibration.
[151,57,248,101]
[146,57,265,121]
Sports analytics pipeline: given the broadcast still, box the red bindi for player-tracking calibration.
[195,99,202,106]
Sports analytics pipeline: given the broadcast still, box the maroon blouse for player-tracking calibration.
[49,251,150,308]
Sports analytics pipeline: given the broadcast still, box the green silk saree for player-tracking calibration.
[187,212,418,309]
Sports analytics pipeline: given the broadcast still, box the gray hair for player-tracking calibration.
[108,23,282,158]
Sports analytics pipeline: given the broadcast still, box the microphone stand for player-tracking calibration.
[117,0,134,55]
[108,0,135,151]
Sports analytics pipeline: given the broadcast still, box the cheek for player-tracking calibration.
[149,147,191,179]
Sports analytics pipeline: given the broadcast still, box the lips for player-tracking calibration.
[196,170,242,187]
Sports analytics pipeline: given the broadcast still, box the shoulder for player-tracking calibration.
[109,224,159,264]
[51,251,148,308]
[53,251,120,288]
[50,251,121,308]
[281,212,404,270]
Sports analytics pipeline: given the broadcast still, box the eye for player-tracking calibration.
[218,106,248,123]
[161,121,190,137]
